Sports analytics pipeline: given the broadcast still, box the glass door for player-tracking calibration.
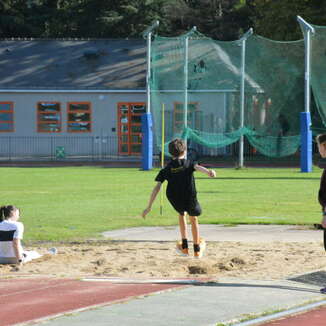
[118,103,146,155]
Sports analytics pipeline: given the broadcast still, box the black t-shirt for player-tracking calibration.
[155,159,197,203]
[319,169,326,209]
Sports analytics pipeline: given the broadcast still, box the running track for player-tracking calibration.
[261,305,326,326]
[2,278,326,326]
[0,278,184,326]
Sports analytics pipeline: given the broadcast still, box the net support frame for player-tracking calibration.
[142,20,159,170]
[238,28,253,168]
[183,26,197,158]
[297,16,314,172]
[143,20,160,115]
[184,35,189,151]
[141,112,154,170]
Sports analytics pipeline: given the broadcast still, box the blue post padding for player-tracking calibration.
[300,112,312,172]
[141,113,153,170]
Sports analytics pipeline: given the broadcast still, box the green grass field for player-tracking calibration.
[0,166,323,241]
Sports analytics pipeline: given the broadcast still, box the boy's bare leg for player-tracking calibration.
[189,215,200,244]
[178,213,188,239]
[190,215,205,258]
[176,213,189,256]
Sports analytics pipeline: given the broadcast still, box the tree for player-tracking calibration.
[2,0,326,40]
[247,0,326,41]
[163,0,250,40]
[61,0,170,38]
[0,0,34,37]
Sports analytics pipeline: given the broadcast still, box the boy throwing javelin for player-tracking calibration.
[142,138,216,258]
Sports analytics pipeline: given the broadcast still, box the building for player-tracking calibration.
[0,39,147,161]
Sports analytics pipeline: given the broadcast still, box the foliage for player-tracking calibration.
[164,0,251,40]
[1,1,326,41]
[247,0,326,41]
[0,0,171,38]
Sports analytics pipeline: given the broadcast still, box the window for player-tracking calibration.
[0,102,14,132]
[67,102,91,133]
[118,103,146,155]
[37,102,61,133]
[174,102,201,133]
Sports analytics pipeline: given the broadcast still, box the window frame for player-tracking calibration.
[173,102,199,133]
[117,102,146,155]
[67,102,92,133]
[37,101,62,133]
[0,102,14,133]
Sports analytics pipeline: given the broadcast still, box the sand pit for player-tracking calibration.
[1,240,325,280]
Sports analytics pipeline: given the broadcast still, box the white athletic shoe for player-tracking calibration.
[48,247,57,255]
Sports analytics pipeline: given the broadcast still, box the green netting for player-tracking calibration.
[150,30,304,157]
[244,36,304,157]
[246,134,301,157]
[181,127,248,148]
[310,25,326,129]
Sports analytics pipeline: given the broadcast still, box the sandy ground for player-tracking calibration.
[1,240,326,280]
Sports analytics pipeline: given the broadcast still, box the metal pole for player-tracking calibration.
[297,16,314,173]
[297,16,315,114]
[305,29,311,114]
[238,28,253,168]
[184,36,189,132]
[238,38,245,168]
[141,21,159,170]
[146,33,152,114]
[183,27,197,157]
[143,20,159,114]
[182,36,189,158]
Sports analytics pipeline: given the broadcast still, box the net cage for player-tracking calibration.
[149,29,307,160]
[310,24,326,137]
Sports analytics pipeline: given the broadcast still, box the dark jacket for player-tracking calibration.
[319,169,326,209]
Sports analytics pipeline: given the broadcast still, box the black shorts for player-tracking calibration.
[167,197,202,216]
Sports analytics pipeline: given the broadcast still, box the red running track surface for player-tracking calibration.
[0,278,184,326]
[261,305,326,326]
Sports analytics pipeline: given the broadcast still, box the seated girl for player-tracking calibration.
[0,205,41,265]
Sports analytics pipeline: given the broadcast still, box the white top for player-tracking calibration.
[0,220,24,257]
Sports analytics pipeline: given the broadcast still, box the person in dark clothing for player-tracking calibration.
[316,134,326,294]
[317,134,326,226]
[142,138,216,258]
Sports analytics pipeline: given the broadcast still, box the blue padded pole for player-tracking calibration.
[142,21,159,171]
[300,112,312,172]
[141,113,153,170]
[297,16,314,173]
